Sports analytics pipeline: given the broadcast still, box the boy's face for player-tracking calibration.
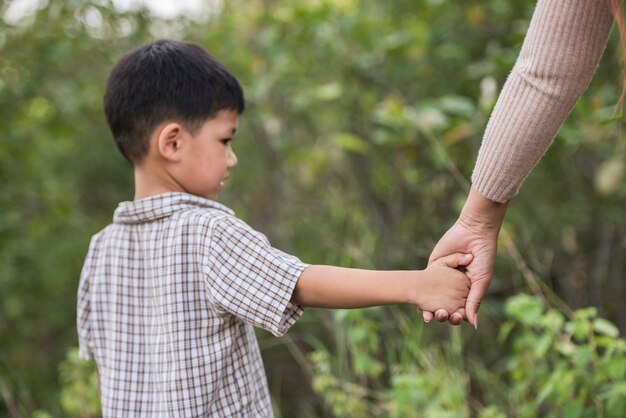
[177,109,239,200]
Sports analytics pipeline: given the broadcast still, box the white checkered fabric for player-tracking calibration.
[77,192,307,417]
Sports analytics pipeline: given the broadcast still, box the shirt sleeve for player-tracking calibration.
[471,0,614,203]
[77,237,97,361]
[203,216,309,337]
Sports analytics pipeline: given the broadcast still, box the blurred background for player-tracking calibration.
[1,0,625,417]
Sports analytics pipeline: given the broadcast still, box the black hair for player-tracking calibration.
[103,39,245,164]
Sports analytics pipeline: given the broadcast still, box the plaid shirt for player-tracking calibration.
[77,192,308,417]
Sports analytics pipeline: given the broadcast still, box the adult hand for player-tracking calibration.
[424,186,508,328]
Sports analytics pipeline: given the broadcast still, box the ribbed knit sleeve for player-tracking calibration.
[471,0,614,203]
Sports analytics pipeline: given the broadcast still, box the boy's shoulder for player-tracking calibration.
[115,192,234,222]
[92,192,252,242]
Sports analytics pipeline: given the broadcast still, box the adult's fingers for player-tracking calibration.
[435,309,449,322]
[465,285,485,329]
[449,308,465,325]
[423,310,434,323]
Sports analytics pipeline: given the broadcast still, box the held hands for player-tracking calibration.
[426,219,498,327]
[414,253,472,313]
[424,187,508,328]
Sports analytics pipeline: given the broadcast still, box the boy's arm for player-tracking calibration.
[291,253,472,313]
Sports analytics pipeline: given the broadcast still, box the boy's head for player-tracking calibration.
[103,40,245,165]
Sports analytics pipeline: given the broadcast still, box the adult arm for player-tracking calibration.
[292,253,472,312]
[426,0,614,326]
[473,0,613,202]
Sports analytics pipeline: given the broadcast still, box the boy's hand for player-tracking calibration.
[414,253,472,313]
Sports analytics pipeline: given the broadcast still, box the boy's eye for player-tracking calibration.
[220,138,232,145]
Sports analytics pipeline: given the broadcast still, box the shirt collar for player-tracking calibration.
[113,192,234,224]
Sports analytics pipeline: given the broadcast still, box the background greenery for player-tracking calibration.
[1,0,625,416]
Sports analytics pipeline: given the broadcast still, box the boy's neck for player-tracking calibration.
[133,163,184,201]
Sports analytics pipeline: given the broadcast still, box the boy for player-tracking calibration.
[77,40,471,417]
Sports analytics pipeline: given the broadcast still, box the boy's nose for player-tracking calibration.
[227,149,238,168]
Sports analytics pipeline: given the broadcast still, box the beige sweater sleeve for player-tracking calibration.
[471,0,615,203]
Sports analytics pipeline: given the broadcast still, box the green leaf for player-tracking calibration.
[437,95,475,118]
[607,356,626,381]
[504,294,544,326]
[534,333,553,358]
[592,318,619,338]
[498,320,516,343]
[573,346,594,369]
[314,82,344,101]
[594,156,624,196]
[562,401,584,418]
[602,382,626,417]
[331,132,371,154]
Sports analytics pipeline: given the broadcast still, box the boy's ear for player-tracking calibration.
[156,122,185,162]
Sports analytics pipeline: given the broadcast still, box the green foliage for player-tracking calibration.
[292,308,469,418]
[1,0,626,417]
[58,349,100,418]
[306,295,626,417]
[484,295,626,418]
